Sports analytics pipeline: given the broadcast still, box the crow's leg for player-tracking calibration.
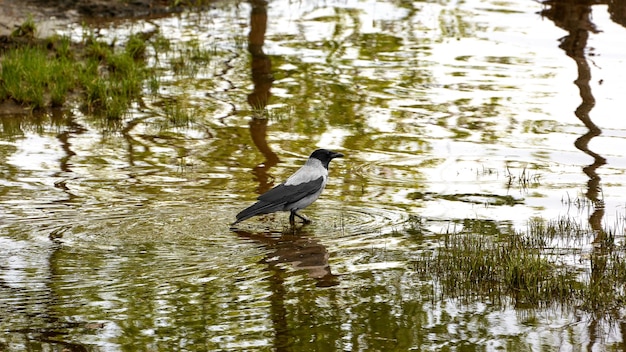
[291,210,311,224]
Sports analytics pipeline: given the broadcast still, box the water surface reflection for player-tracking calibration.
[246,0,280,194]
[541,0,626,347]
[235,227,340,287]
[1,0,626,349]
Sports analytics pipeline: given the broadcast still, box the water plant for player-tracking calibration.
[505,164,541,191]
[169,39,214,77]
[11,15,37,39]
[78,32,153,119]
[413,215,626,317]
[162,98,194,128]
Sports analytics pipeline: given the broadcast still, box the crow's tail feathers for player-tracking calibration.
[232,201,284,225]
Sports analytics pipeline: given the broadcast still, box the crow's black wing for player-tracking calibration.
[258,176,324,204]
[232,176,325,225]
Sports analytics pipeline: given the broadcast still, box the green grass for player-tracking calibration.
[162,98,194,128]
[0,18,220,122]
[11,16,37,39]
[0,19,158,119]
[0,45,75,109]
[413,216,626,316]
[77,33,153,119]
[169,39,213,77]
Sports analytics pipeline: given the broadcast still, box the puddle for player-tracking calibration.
[1,0,626,349]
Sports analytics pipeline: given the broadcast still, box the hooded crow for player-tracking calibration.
[232,149,344,225]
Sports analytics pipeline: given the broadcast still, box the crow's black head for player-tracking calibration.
[310,149,344,169]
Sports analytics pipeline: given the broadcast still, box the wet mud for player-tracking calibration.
[0,0,200,37]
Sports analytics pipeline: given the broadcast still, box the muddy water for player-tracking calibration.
[2,0,626,350]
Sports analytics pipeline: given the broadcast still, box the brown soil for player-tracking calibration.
[0,0,194,38]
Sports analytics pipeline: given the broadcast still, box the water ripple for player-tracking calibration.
[349,154,427,186]
[317,202,410,236]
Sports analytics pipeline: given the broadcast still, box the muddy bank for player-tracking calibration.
[0,0,208,37]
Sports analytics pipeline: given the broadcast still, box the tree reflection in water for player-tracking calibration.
[542,0,626,346]
[246,0,279,195]
[238,5,340,350]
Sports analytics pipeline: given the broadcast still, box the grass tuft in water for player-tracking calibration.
[505,165,541,191]
[11,16,37,39]
[413,215,626,316]
[416,230,578,308]
[125,33,148,60]
[79,32,152,119]
[169,39,214,77]
[163,99,195,128]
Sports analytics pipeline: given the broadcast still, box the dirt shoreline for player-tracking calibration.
[0,0,190,37]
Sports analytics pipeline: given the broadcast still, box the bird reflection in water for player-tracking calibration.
[233,227,340,288]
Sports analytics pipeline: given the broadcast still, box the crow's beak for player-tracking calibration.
[331,152,344,159]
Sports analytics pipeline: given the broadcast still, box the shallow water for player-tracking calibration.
[1,0,626,350]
